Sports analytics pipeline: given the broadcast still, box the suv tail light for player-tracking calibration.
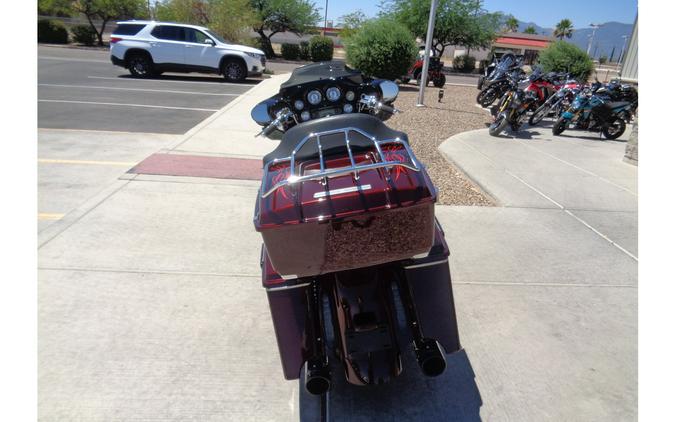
[110,37,122,44]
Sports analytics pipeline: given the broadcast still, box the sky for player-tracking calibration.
[316,0,637,29]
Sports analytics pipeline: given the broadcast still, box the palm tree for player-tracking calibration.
[524,25,537,34]
[505,16,519,32]
[554,19,574,40]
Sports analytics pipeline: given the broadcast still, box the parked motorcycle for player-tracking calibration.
[401,56,446,87]
[251,62,461,420]
[552,84,633,140]
[528,76,581,126]
[488,70,540,137]
[476,55,524,107]
[477,53,515,90]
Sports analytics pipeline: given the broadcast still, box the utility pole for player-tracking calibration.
[587,23,602,56]
[617,34,629,72]
[323,0,328,36]
[417,0,439,107]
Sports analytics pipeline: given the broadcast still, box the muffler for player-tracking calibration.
[304,357,331,395]
[413,338,447,377]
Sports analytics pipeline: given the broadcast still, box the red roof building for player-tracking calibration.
[492,32,555,63]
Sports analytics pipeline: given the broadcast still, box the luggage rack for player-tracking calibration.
[260,126,422,198]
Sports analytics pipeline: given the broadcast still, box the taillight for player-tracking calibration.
[110,37,122,44]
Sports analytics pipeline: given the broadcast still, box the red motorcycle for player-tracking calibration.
[401,56,446,87]
[251,62,461,420]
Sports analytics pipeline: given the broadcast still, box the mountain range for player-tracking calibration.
[514,21,634,60]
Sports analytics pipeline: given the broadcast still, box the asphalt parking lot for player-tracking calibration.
[38,45,260,134]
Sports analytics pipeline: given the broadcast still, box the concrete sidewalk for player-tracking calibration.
[39,70,637,422]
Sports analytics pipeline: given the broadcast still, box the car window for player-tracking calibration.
[185,28,211,44]
[112,24,146,36]
[150,25,185,42]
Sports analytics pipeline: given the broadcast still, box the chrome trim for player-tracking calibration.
[402,259,448,270]
[260,126,422,199]
[266,282,311,292]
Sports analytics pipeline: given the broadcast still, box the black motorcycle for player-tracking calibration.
[476,55,524,107]
[488,71,539,137]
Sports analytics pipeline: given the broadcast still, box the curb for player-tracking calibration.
[437,129,501,206]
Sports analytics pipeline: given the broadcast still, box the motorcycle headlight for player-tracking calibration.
[326,87,341,102]
[307,90,322,105]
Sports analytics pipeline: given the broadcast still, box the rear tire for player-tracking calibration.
[127,53,154,78]
[489,114,509,137]
[602,119,626,140]
[552,118,568,136]
[221,58,247,82]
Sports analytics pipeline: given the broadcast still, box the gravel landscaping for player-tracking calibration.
[387,84,496,206]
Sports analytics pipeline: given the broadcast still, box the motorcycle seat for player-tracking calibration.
[263,114,409,166]
[607,101,631,109]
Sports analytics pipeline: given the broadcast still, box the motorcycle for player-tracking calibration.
[401,56,446,87]
[596,80,638,122]
[250,62,461,419]
[528,76,581,126]
[488,70,540,137]
[476,54,524,107]
[552,84,633,140]
[477,53,515,90]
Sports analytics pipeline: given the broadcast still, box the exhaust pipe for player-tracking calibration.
[304,357,331,395]
[413,338,447,377]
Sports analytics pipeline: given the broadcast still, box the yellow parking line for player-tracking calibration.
[38,158,137,167]
[38,213,64,221]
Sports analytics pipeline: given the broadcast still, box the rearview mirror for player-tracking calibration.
[251,102,272,126]
[204,38,215,46]
[378,80,399,103]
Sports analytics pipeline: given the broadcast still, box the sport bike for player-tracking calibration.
[251,62,461,420]
[553,86,633,140]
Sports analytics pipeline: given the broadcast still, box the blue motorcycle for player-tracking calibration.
[552,84,633,140]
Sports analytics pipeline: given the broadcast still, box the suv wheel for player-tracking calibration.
[222,59,246,82]
[127,53,154,78]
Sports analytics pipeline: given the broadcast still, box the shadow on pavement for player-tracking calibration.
[329,348,482,421]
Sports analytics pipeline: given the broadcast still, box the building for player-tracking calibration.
[491,32,555,64]
[620,15,638,83]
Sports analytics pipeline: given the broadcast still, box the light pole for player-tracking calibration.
[323,0,328,35]
[587,23,602,56]
[617,34,629,72]
[417,0,439,107]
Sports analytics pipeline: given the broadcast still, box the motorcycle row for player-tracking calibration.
[477,53,638,139]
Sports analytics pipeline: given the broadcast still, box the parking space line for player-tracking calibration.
[87,75,255,87]
[38,99,219,112]
[39,56,110,64]
[39,83,240,96]
[38,213,65,221]
[39,158,137,167]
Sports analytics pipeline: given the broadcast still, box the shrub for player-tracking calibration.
[281,43,300,60]
[539,41,595,82]
[452,55,476,73]
[309,36,334,62]
[38,19,69,44]
[599,55,608,65]
[299,41,311,60]
[71,24,97,46]
[345,18,416,80]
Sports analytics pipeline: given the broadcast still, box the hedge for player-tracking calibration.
[539,41,595,82]
[452,55,476,73]
[281,43,300,60]
[38,19,69,44]
[309,36,334,62]
[72,24,97,46]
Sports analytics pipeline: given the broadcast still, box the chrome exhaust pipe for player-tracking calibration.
[413,338,447,377]
[304,357,331,395]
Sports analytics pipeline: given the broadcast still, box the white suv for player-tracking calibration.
[110,21,266,82]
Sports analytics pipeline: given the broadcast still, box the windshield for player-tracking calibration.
[205,30,227,44]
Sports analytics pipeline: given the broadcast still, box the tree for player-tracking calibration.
[505,16,518,32]
[554,18,574,40]
[39,0,148,46]
[539,40,594,81]
[523,25,537,34]
[250,0,321,58]
[155,0,256,42]
[387,0,503,57]
[338,10,368,39]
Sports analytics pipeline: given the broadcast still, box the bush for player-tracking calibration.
[38,19,69,44]
[345,18,416,80]
[452,55,476,73]
[71,24,97,46]
[539,41,595,82]
[299,41,311,60]
[599,56,608,65]
[281,43,300,60]
[309,36,334,62]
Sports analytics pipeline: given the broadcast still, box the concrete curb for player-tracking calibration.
[437,128,501,206]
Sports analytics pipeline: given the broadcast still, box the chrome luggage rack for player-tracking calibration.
[260,127,422,198]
